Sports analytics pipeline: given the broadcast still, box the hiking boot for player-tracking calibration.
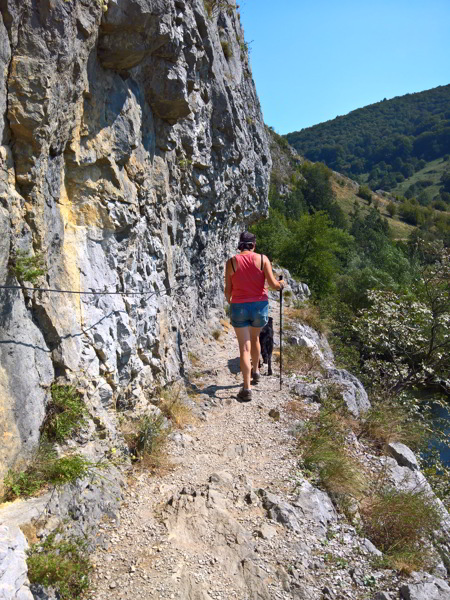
[237,388,252,402]
[251,371,261,384]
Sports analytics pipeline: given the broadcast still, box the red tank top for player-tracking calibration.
[231,253,268,303]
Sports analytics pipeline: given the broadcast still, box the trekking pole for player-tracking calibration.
[279,275,283,391]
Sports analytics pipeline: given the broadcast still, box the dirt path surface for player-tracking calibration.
[89,305,397,600]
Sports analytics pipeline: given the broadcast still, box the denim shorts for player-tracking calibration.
[230,301,269,328]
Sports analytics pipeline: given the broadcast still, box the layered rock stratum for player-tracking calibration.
[0,0,271,478]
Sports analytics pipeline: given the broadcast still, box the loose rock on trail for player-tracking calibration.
[89,304,450,600]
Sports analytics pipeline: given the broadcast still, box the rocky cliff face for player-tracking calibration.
[0,0,271,479]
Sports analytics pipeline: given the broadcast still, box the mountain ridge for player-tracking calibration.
[285,84,450,204]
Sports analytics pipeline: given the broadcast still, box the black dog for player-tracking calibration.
[259,317,274,376]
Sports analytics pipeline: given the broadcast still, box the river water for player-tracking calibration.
[429,403,450,467]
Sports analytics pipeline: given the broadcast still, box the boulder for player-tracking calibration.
[0,525,33,600]
[258,481,337,538]
[326,368,371,416]
[258,490,302,533]
[292,480,337,537]
[373,593,393,600]
[292,381,322,402]
[400,577,450,600]
[388,442,419,471]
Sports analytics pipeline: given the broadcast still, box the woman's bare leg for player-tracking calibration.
[233,326,251,389]
[250,326,262,374]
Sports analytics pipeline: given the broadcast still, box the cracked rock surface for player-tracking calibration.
[0,0,270,479]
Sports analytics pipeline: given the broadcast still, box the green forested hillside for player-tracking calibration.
[286,85,450,206]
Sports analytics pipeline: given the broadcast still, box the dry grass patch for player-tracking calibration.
[188,351,200,367]
[361,487,442,573]
[121,413,170,473]
[220,318,231,330]
[212,328,222,341]
[281,344,325,376]
[360,401,426,452]
[286,302,328,335]
[285,398,311,420]
[159,384,194,429]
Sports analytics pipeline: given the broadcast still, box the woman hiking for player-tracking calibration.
[225,231,285,401]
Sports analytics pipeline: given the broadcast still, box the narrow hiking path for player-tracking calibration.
[89,303,398,600]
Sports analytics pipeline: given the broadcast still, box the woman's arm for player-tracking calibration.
[224,259,233,303]
[263,256,285,290]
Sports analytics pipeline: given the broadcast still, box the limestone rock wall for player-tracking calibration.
[0,0,271,479]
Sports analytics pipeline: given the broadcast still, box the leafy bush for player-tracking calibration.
[27,530,91,600]
[357,185,373,202]
[386,201,397,217]
[352,245,449,395]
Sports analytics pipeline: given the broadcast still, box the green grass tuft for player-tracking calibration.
[27,530,91,600]
[2,438,94,502]
[43,385,88,443]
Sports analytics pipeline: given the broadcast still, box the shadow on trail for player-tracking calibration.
[227,357,240,374]
[197,383,241,399]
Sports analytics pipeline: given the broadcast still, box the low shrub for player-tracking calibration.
[122,412,169,472]
[178,157,192,170]
[357,185,373,203]
[386,202,397,217]
[134,414,167,458]
[43,455,93,486]
[2,384,93,501]
[11,250,45,284]
[27,530,91,600]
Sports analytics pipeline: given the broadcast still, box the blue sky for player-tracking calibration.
[239,0,450,134]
